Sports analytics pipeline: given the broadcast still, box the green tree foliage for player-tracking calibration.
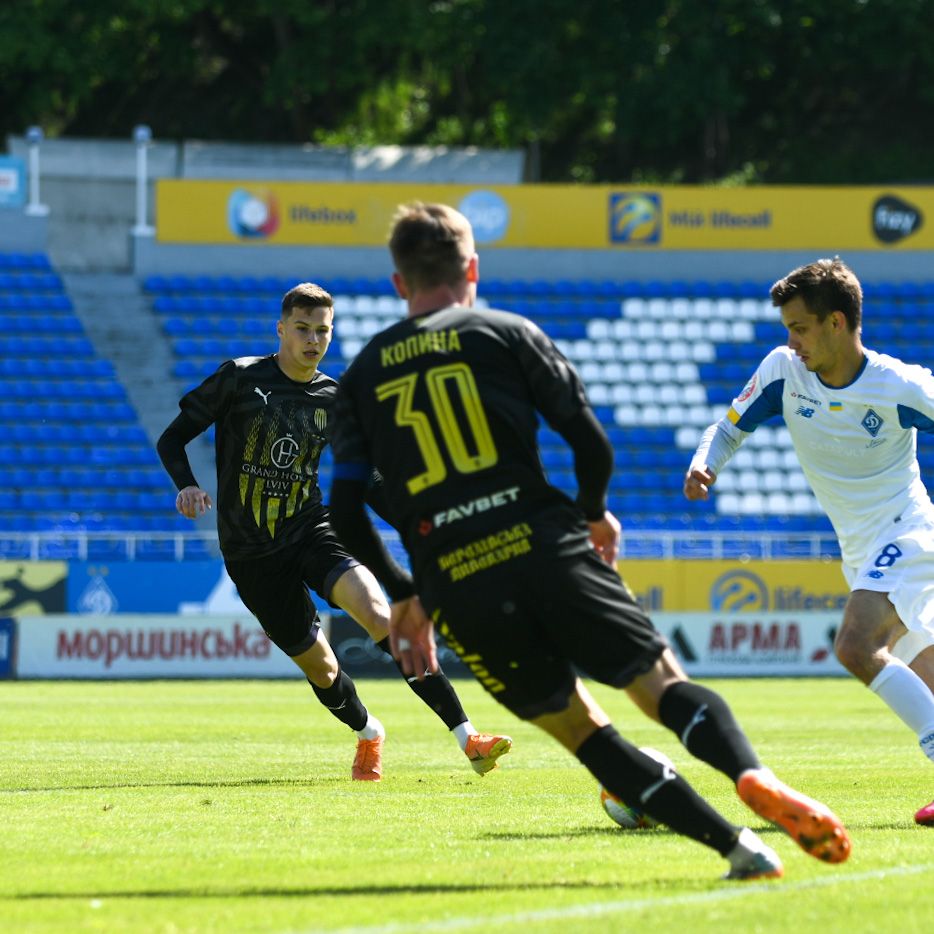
[2,0,933,183]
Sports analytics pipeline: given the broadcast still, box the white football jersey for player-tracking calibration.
[725,346,934,566]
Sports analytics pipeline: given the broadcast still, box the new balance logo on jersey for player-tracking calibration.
[861,408,884,437]
[254,387,271,405]
[795,406,815,418]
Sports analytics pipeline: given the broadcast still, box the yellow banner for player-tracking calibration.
[156,180,930,250]
[0,562,67,616]
[618,559,848,613]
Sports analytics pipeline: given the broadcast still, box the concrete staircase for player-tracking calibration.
[63,272,218,535]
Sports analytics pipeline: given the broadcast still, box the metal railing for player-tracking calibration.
[0,529,842,563]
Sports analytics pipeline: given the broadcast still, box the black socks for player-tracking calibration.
[658,681,760,782]
[310,668,368,732]
[376,637,468,730]
[576,725,738,855]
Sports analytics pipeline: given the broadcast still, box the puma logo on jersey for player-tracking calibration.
[254,387,271,405]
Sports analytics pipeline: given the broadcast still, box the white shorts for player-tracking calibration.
[843,516,934,663]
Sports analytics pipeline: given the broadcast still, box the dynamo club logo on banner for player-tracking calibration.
[227,188,280,238]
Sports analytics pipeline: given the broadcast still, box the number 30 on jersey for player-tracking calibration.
[375,362,498,494]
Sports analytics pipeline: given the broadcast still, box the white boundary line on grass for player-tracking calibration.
[313,863,934,934]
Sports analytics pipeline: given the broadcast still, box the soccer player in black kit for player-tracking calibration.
[328,202,853,878]
[157,282,511,781]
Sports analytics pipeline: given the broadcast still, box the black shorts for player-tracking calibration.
[420,545,667,720]
[225,521,358,657]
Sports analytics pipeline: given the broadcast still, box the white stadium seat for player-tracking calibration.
[766,492,793,513]
[634,384,657,405]
[659,320,682,340]
[755,448,782,469]
[579,361,603,382]
[739,492,766,514]
[731,321,755,342]
[707,320,730,342]
[375,296,402,315]
[683,320,706,341]
[714,298,738,319]
[611,318,635,339]
[586,319,611,340]
[666,341,692,361]
[791,492,819,514]
[690,342,716,362]
[588,384,611,405]
[761,470,785,492]
[670,298,692,319]
[788,471,809,492]
[602,361,625,382]
[643,341,666,361]
[717,492,741,514]
[613,404,639,424]
[658,384,681,405]
[675,426,697,448]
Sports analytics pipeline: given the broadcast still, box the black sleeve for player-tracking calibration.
[156,411,203,491]
[330,477,416,601]
[363,469,393,524]
[553,405,614,520]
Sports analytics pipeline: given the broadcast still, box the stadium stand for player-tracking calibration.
[9,267,930,563]
[145,272,926,559]
[0,252,202,561]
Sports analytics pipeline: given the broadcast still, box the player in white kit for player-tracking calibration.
[684,258,934,827]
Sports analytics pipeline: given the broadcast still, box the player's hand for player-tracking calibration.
[683,466,717,501]
[176,485,213,519]
[389,595,438,680]
[588,511,621,566]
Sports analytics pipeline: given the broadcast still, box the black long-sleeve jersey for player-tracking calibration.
[157,355,334,559]
[330,305,612,589]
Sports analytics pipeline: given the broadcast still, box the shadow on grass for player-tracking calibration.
[1,777,326,793]
[483,824,802,842]
[4,879,670,901]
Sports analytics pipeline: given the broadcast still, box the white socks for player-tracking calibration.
[451,720,476,752]
[869,659,934,760]
[354,714,385,741]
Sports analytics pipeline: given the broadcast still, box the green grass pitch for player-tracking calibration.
[0,677,931,933]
